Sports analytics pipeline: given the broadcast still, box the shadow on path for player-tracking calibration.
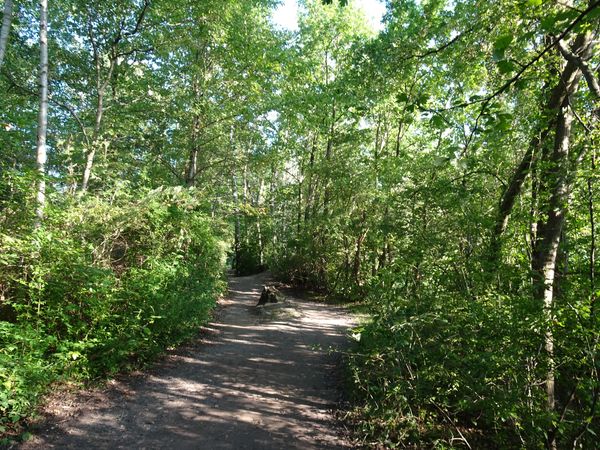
[21,273,356,449]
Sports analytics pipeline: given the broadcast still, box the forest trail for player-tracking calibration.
[19,273,355,449]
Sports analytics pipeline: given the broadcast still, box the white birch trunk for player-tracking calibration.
[232,173,241,272]
[0,0,13,69]
[256,178,264,266]
[35,0,48,227]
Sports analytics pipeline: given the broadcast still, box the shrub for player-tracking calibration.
[346,266,598,448]
[0,185,226,431]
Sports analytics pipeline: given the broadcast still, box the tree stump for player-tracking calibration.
[257,285,284,306]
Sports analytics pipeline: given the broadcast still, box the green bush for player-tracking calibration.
[346,265,599,448]
[0,185,226,431]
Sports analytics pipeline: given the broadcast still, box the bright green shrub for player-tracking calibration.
[0,185,226,430]
[348,284,542,447]
[346,265,599,448]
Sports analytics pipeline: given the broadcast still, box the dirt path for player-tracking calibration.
[20,273,356,449]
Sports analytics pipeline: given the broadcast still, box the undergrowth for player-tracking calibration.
[343,266,599,449]
[0,184,227,440]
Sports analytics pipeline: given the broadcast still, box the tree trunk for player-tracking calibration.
[530,30,594,448]
[297,176,303,233]
[374,114,381,187]
[257,178,265,267]
[535,104,574,408]
[80,2,148,191]
[529,155,540,270]
[490,135,538,259]
[379,206,390,271]
[35,0,49,227]
[185,115,200,186]
[81,148,95,191]
[395,118,403,158]
[185,64,202,186]
[81,62,112,192]
[185,147,198,186]
[323,101,335,217]
[0,0,13,70]
[304,133,316,222]
[81,95,102,191]
[490,30,594,260]
[185,117,200,187]
[351,211,368,285]
[588,149,597,316]
[232,173,241,272]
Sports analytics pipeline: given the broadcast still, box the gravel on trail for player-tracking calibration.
[19,272,356,450]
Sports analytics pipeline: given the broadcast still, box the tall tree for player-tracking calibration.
[0,0,13,69]
[35,0,48,226]
[79,0,150,192]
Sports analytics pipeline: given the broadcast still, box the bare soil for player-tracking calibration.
[18,273,356,449]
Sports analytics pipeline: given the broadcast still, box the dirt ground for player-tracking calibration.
[17,273,356,449]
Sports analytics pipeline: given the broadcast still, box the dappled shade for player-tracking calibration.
[23,274,355,449]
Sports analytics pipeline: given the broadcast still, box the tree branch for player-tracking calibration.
[408,27,475,60]
[433,0,600,115]
[556,37,600,99]
[1,68,91,146]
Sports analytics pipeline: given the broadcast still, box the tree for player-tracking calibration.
[0,0,13,69]
[78,0,150,192]
[482,6,599,442]
[35,0,48,226]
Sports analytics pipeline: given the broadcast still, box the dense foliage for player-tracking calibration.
[0,0,598,447]
[261,1,599,448]
[0,183,226,434]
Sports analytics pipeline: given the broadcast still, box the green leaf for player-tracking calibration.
[396,93,409,103]
[495,112,514,131]
[541,14,558,32]
[21,432,33,442]
[494,34,513,52]
[497,60,516,74]
[541,10,578,33]
[587,7,600,21]
[492,48,505,62]
[515,78,529,90]
[527,0,542,6]
[431,115,446,129]
[417,93,430,106]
